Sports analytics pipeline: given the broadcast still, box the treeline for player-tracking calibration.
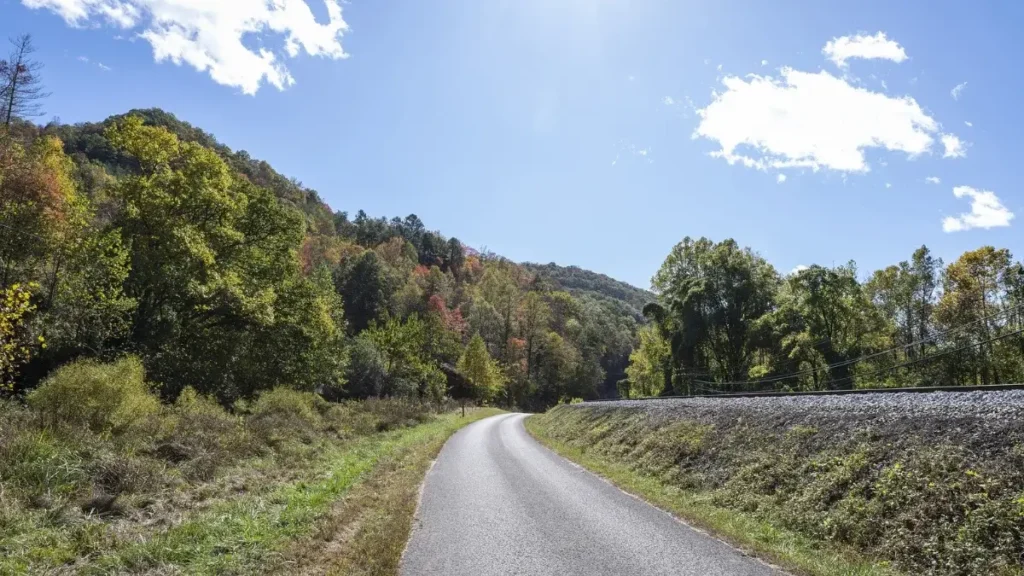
[624,237,1024,396]
[0,111,637,409]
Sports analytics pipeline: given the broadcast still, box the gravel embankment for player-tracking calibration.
[579,390,1024,454]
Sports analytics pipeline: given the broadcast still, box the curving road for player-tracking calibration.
[400,413,779,576]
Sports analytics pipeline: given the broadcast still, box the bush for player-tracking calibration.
[246,388,328,445]
[153,387,252,477]
[27,356,160,434]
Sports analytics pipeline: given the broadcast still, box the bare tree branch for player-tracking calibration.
[1,34,51,129]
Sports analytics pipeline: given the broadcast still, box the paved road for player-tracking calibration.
[401,413,779,576]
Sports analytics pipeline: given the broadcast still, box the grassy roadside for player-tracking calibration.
[525,413,900,576]
[1,364,502,576]
[275,408,503,576]
[85,408,501,576]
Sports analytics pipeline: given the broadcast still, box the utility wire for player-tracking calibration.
[690,327,1024,396]
[825,326,1024,389]
[695,302,1024,389]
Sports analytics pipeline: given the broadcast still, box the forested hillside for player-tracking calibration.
[521,262,654,320]
[1,109,638,409]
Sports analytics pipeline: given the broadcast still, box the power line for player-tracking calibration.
[695,302,1024,389]
[826,326,1024,389]
[692,327,1024,396]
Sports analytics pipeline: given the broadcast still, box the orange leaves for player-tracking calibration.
[427,294,468,336]
[0,135,77,228]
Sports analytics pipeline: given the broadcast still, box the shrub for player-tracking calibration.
[155,387,253,479]
[247,388,328,446]
[0,431,88,499]
[250,388,326,427]
[27,356,160,435]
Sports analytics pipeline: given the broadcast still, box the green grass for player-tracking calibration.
[279,408,504,576]
[526,413,902,576]
[0,405,501,576]
[84,409,501,575]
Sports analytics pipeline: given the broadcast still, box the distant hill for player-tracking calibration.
[522,262,654,321]
[51,108,337,234]
[49,109,649,323]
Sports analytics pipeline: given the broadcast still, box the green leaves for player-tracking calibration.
[456,334,505,403]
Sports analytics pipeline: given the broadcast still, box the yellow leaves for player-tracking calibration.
[0,282,39,389]
[105,115,180,168]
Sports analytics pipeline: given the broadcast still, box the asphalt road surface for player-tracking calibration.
[400,413,780,576]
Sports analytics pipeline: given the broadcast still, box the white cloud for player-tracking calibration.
[941,133,966,158]
[885,182,892,188]
[98,62,112,71]
[76,55,89,62]
[776,174,787,183]
[662,96,675,105]
[822,32,908,68]
[951,82,967,100]
[943,186,1014,232]
[790,264,809,275]
[761,59,768,66]
[22,0,349,94]
[694,68,939,173]
[925,176,941,184]
[716,64,722,71]
[965,121,973,127]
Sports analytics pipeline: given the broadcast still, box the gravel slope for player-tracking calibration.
[589,391,1024,455]
[400,413,780,576]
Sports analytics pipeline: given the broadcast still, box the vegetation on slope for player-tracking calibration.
[2,109,639,410]
[0,356,499,574]
[521,262,654,320]
[530,402,1024,576]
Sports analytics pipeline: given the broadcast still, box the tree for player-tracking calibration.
[342,334,388,398]
[366,314,446,400]
[625,325,669,397]
[0,283,37,390]
[533,331,579,406]
[517,291,551,383]
[337,250,392,334]
[934,247,1019,385]
[864,246,942,386]
[456,334,504,404]
[1,35,49,128]
[651,237,780,390]
[773,264,886,389]
[446,237,465,277]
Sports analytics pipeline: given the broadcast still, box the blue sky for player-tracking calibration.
[3,0,1021,288]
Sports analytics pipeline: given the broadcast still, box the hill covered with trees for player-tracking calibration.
[1,108,639,409]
